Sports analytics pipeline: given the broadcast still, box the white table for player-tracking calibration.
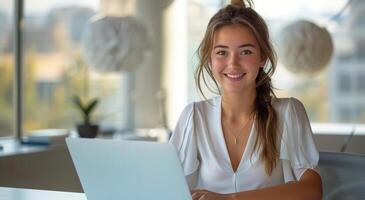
[0,187,86,200]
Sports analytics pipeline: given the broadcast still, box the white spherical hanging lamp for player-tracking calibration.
[277,20,334,75]
[81,15,150,73]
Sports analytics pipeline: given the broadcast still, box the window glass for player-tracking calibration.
[23,0,119,134]
[0,0,14,137]
[24,0,164,135]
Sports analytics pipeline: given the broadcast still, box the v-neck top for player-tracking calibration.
[169,96,320,194]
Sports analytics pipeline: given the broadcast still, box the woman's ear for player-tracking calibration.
[260,56,268,68]
[260,60,265,68]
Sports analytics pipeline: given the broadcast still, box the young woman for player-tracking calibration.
[169,0,322,200]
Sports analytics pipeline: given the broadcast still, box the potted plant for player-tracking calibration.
[73,96,99,138]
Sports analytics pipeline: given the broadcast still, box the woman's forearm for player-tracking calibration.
[228,170,322,200]
[229,181,321,200]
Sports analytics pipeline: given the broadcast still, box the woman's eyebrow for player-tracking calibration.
[213,45,229,49]
[238,44,256,48]
[213,44,257,49]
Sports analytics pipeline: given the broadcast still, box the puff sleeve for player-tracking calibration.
[280,98,320,183]
[169,103,200,188]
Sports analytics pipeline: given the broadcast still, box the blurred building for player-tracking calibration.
[329,0,365,123]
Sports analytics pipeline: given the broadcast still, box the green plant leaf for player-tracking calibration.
[84,98,99,115]
[72,95,99,124]
[73,96,84,111]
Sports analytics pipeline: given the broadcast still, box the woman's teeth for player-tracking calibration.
[225,73,245,79]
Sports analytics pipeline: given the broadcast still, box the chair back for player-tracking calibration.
[319,152,365,200]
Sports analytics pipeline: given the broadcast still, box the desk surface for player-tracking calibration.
[0,187,86,200]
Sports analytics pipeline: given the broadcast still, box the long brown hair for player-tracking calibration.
[195,0,278,175]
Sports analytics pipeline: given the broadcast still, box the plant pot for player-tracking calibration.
[77,124,99,138]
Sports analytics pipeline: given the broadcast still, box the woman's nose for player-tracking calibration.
[227,53,240,69]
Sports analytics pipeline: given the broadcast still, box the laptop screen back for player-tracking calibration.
[66,138,192,200]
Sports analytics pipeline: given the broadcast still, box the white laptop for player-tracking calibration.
[66,138,192,200]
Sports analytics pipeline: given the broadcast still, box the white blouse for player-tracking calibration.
[169,96,320,194]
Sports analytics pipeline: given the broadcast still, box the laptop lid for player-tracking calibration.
[66,138,192,200]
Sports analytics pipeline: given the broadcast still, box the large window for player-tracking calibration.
[0,1,14,137]
[22,0,166,136]
[5,0,365,138]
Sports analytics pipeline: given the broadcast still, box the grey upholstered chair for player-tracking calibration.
[319,152,365,200]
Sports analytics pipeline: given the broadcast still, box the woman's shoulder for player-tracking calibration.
[193,96,221,111]
[272,97,304,109]
[179,96,220,118]
[271,97,307,118]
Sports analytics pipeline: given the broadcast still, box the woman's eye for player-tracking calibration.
[240,50,253,55]
[216,51,226,56]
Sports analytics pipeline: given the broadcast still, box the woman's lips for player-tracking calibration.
[224,73,246,81]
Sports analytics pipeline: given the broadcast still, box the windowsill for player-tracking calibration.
[312,122,365,135]
[0,137,62,157]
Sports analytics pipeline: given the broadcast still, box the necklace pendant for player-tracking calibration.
[234,138,237,144]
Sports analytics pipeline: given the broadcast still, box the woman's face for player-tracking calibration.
[211,24,263,94]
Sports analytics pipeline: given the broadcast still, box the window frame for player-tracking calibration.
[14,0,23,140]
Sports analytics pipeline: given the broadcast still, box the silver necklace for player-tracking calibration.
[226,114,254,145]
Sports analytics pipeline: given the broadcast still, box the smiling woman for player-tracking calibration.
[170,0,322,200]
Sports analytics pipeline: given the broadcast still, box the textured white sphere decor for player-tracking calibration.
[277,20,334,75]
[81,15,150,73]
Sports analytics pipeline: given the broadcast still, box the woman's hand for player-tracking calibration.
[191,189,231,200]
